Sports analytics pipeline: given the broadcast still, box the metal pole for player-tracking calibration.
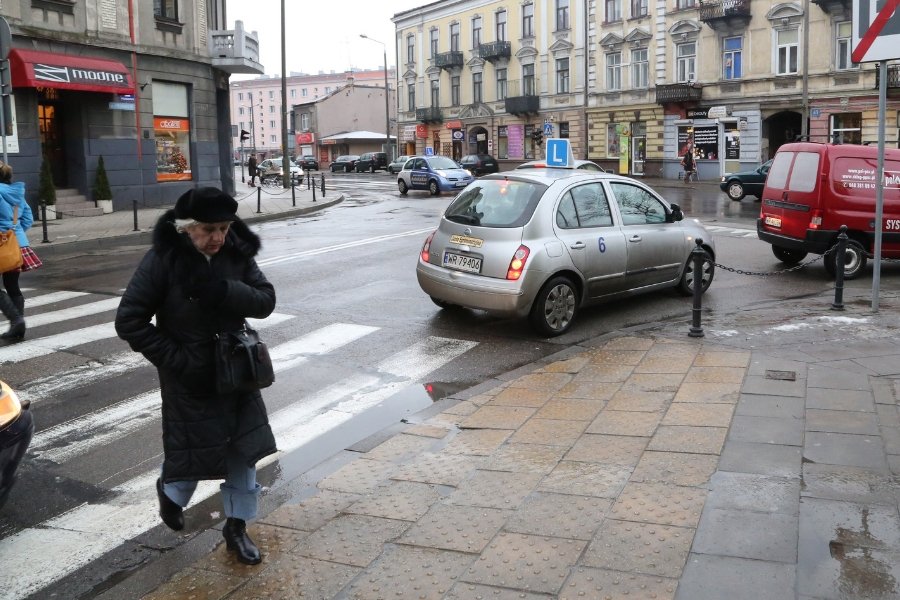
[40,203,49,243]
[240,139,245,183]
[872,60,887,312]
[257,185,262,213]
[800,0,809,138]
[132,200,139,231]
[0,60,7,165]
[320,173,325,197]
[291,177,296,207]
[280,0,290,189]
[688,239,705,338]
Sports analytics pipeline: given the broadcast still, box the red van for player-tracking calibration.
[757,142,900,278]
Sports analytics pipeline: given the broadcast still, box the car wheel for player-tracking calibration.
[772,246,808,264]
[398,179,408,195]
[824,239,867,280]
[345,165,352,173]
[530,276,578,336]
[726,181,745,201]
[428,180,440,196]
[677,248,715,296]
[430,296,456,309]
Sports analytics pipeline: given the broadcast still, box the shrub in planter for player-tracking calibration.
[93,155,113,213]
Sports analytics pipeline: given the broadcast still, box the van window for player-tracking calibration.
[767,152,793,189]
[787,152,820,192]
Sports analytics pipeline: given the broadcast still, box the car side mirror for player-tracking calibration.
[669,203,684,222]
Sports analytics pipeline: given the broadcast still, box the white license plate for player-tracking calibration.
[443,251,482,273]
[455,181,468,187]
[765,216,782,228]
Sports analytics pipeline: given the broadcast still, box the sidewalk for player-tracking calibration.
[124,287,900,599]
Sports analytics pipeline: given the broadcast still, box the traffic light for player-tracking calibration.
[532,129,543,145]
[240,129,250,142]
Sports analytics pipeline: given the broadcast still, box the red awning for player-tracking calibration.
[9,49,134,94]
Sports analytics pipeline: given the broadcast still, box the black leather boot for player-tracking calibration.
[0,293,24,341]
[156,478,184,531]
[223,517,261,565]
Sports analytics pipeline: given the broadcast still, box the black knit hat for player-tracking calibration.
[174,187,238,222]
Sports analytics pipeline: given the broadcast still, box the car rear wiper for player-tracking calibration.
[447,213,481,225]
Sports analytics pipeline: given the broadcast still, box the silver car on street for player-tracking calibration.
[416,170,715,336]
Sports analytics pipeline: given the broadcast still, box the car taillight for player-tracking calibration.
[809,211,823,229]
[420,231,436,263]
[506,245,530,280]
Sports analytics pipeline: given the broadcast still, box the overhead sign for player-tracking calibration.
[852,0,900,62]
[545,138,574,167]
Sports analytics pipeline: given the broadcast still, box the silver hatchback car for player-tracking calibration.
[416,170,715,336]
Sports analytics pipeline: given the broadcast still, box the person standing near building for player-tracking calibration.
[0,161,41,342]
[248,154,258,187]
[115,187,277,565]
[681,145,696,183]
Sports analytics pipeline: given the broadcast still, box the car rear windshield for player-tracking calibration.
[445,179,546,228]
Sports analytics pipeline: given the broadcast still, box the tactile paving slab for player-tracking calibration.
[673,382,741,404]
[317,458,397,494]
[583,519,694,578]
[443,400,481,416]
[630,451,719,487]
[462,532,588,595]
[345,544,474,600]
[297,514,411,567]
[447,470,542,510]
[587,410,663,437]
[538,355,591,373]
[364,433,437,462]
[140,568,245,600]
[619,374,683,394]
[647,425,728,455]
[633,356,694,374]
[192,523,307,577]
[558,566,677,599]
[538,461,632,498]
[391,452,486,486]
[484,443,568,475]
[224,555,360,599]
[509,418,588,447]
[444,429,513,456]
[534,399,605,421]
[608,482,707,528]
[564,433,649,466]
[461,405,538,430]
[587,350,648,366]
[260,490,360,532]
[556,380,623,400]
[505,492,612,540]
[605,389,673,412]
[345,480,442,521]
[445,582,554,599]
[399,503,510,553]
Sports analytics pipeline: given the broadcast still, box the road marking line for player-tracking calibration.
[257,227,434,267]
[1,297,122,329]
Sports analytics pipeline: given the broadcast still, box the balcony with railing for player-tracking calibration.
[655,82,702,104]
[504,78,540,116]
[434,51,464,70]
[698,0,751,31]
[874,64,900,97]
[209,20,264,74]
[416,107,443,123]
[810,0,850,17]
[477,41,512,63]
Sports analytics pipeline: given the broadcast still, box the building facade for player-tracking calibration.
[2,0,259,209]
[229,69,394,160]
[393,0,900,179]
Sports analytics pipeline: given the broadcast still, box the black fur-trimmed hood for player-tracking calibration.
[152,209,262,258]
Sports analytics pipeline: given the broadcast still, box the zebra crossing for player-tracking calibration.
[0,287,481,599]
[703,224,758,238]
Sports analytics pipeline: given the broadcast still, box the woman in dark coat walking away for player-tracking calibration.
[115,187,277,565]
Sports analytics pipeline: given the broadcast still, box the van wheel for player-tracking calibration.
[398,179,408,195]
[530,276,578,336]
[825,240,868,280]
[428,180,440,196]
[726,182,745,201]
[772,246,808,264]
[677,249,715,296]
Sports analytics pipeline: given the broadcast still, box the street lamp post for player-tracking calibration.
[360,34,391,160]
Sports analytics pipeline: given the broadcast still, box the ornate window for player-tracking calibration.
[496,9,507,41]
[631,48,649,87]
[430,29,439,58]
[607,53,622,90]
[557,57,570,93]
[676,41,697,82]
[556,0,570,31]
[450,23,461,51]
[473,72,483,103]
[522,3,534,37]
[496,68,508,100]
[472,16,482,48]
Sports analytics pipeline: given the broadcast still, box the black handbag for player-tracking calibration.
[214,325,275,393]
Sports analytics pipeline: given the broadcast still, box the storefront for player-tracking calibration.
[667,106,761,180]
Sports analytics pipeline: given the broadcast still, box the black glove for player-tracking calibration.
[184,280,227,308]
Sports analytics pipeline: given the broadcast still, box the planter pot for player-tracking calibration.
[97,199,113,214]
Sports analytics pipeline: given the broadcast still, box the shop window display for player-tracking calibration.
[155,116,192,182]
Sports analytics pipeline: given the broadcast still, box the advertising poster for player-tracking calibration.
[693,126,718,160]
[154,117,192,182]
[619,135,629,175]
[508,124,524,159]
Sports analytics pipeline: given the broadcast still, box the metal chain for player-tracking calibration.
[712,241,840,277]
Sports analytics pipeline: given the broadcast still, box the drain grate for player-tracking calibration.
[765,370,797,381]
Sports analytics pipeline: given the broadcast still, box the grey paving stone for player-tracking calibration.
[675,554,796,600]
[804,432,889,471]
[806,388,875,412]
[807,365,873,391]
[800,463,900,506]
[855,354,900,377]
[728,414,805,446]
[692,507,798,562]
[718,441,802,478]
[735,394,805,420]
[747,357,809,379]
[741,374,806,398]
[806,409,880,435]
[706,471,800,515]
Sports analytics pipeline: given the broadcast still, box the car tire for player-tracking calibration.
[530,276,578,337]
[677,248,715,296]
[428,180,440,196]
[824,239,867,280]
[772,245,808,264]
[726,181,745,201]
[345,165,352,173]
[398,179,408,195]
[430,296,456,309]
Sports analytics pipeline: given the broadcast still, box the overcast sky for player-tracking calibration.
[227,0,427,78]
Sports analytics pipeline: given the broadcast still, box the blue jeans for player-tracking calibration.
[161,447,260,521]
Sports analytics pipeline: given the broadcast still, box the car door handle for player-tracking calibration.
[629,235,642,242]
[570,242,586,249]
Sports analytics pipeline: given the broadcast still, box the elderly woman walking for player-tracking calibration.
[115,187,277,565]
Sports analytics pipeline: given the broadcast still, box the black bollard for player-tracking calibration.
[256,185,262,214]
[688,238,706,338]
[320,174,325,198]
[40,202,49,243]
[831,225,848,311]
[291,177,296,207]
[307,172,311,189]
[133,200,139,231]
[312,178,317,202]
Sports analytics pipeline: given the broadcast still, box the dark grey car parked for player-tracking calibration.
[355,152,388,172]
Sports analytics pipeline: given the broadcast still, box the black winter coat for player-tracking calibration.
[115,211,277,483]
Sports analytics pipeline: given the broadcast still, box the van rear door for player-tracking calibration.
[759,148,823,242]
